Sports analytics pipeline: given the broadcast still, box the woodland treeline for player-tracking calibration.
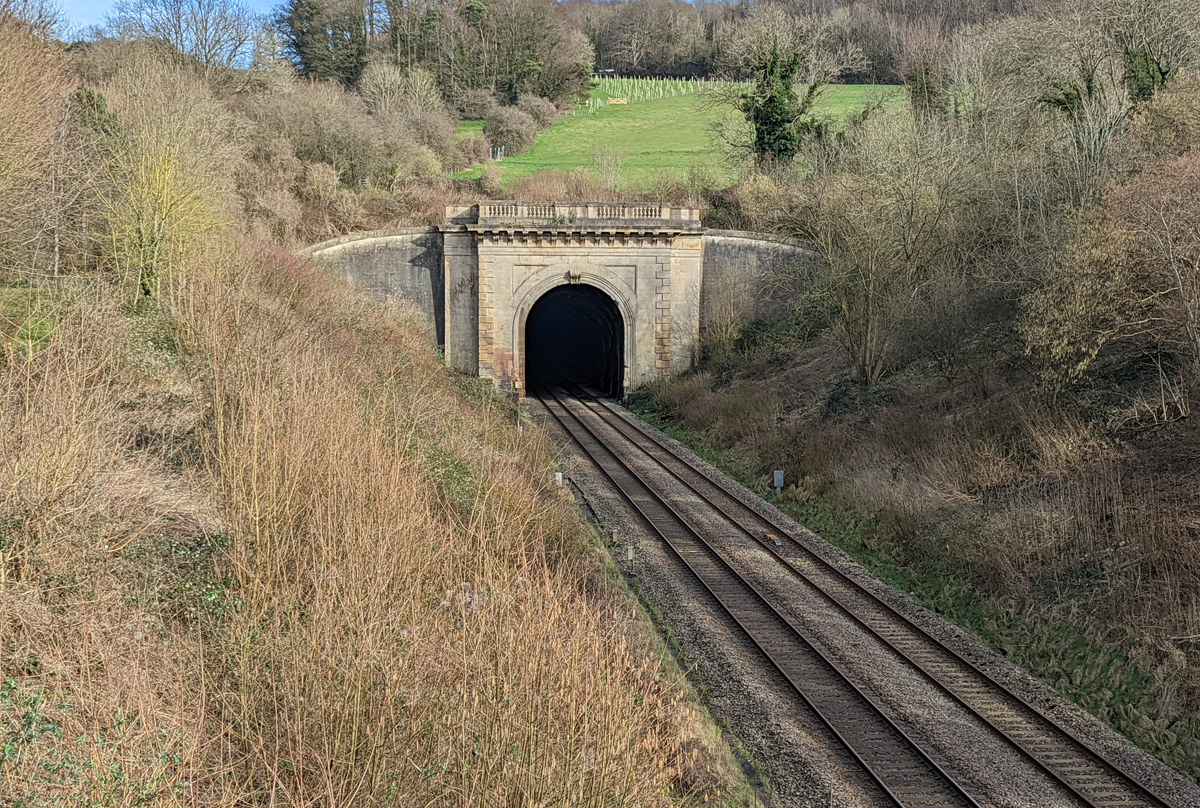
[100,0,1040,104]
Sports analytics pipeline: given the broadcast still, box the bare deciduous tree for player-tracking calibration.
[99,53,245,300]
[107,0,259,75]
[714,5,865,82]
[359,62,443,114]
[782,109,999,385]
[986,0,1200,206]
[0,13,70,271]
[0,0,60,41]
[1025,152,1200,404]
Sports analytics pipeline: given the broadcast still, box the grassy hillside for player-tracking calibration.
[457,85,901,189]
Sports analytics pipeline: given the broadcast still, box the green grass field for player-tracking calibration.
[456,120,484,139]
[455,84,901,190]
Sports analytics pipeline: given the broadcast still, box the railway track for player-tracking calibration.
[535,382,1180,808]
[537,384,979,807]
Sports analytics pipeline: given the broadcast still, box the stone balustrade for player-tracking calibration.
[446,202,701,226]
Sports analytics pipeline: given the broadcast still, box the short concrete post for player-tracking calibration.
[555,472,563,487]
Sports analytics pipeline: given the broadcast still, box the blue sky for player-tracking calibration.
[60,0,280,30]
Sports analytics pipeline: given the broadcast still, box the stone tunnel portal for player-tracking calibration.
[524,284,625,398]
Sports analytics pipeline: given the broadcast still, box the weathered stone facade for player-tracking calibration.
[303,203,819,393]
[447,203,703,391]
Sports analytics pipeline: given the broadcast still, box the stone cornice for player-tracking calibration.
[448,202,703,230]
[468,229,692,247]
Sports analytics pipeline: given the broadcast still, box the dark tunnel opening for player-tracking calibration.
[525,284,624,397]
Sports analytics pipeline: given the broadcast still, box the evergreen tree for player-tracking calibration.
[277,0,368,87]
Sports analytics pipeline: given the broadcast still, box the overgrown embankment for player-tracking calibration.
[1,237,753,805]
[0,10,748,805]
[652,6,1200,782]
[630,331,1200,780]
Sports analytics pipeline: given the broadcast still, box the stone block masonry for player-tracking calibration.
[453,204,704,392]
[302,206,820,394]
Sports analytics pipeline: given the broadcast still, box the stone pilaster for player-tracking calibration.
[654,259,672,377]
[668,235,703,370]
[477,256,496,379]
[442,227,478,375]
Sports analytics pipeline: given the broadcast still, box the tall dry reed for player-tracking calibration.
[0,290,233,805]
[1,237,723,805]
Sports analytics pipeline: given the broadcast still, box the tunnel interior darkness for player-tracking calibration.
[525,284,624,397]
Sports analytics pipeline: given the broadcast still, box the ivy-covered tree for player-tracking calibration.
[277,0,368,87]
[733,46,823,165]
[907,58,951,118]
[1123,46,1173,103]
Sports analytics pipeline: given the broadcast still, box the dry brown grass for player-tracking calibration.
[179,243,698,804]
[2,233,740,805]
[0,289,236,804]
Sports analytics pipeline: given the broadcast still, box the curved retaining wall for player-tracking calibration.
[304,226,823,359]
[699,230,824,338]
[304,227,444,342]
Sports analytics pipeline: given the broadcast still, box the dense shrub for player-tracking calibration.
[360,63,444,114]
[507,168,617,202]
[400,106,458,166]
[0,15,71,272]
[456,86,497,120]
[1023,151,1200,398]
[517,93,558,130]
[395,144,443,183]
[234,81,397,187]
[1128,70,1200,159]
[297,161,365,239]
[240,136,304,244]
[102,53,244,299]
[479,162,503,195]
[484,105,538,155]
[456,134,489,169]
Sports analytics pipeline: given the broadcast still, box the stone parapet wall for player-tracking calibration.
[453,202,703,229]
[303,219,821,391]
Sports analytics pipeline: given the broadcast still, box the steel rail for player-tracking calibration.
[536,384,982,808]
[567,384,1178,808]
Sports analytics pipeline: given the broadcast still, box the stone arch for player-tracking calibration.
[512,269,635,395]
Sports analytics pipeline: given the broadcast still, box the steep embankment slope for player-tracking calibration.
[631,327,1200,782]
[0,240,750,805]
